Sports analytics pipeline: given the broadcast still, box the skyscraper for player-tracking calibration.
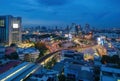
[0,15,22,45]
[84,24,91,34]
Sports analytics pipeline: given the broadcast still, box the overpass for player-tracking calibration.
[0,62,40,81]
[36,44,97,64]
[36,50,61,63]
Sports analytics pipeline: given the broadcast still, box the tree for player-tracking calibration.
[35,42,48,57]
[58,74,66,81]
[35,42,48,50]
[10,52,19,60]
[44,61,52,69]
[10,43,17,47]
[101,55,120,66]
[52,58,56,64]
[111,55,119,64]
[5,52,19,60]
[101,55,110,64]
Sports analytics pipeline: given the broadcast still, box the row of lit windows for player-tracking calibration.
[0,20,5,27]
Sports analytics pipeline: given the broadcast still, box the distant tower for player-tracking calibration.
[66,25,70,34]
[84,24,90,34]
[69,23,76,34]
[0,15,22,45]
[75,25,82,36]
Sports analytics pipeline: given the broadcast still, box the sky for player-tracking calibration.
[0,0,120,28]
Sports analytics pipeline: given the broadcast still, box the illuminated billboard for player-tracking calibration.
[13,24,18,28]
[0,19,5,27]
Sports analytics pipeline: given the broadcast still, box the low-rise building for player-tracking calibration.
[100,65,120,81]
[52,62,64,74]
[18,47,39,62]
[61,50,83,61]
[64,63,94,81]
[107,48,117,56]
[29,68,58,81]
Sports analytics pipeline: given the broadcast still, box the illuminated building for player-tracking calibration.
[0,15,22,45]
[97,36,106,45]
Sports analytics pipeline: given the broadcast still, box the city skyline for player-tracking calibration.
[0,0,120,28]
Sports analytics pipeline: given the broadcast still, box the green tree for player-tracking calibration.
[51,57,57,65]
[10,43,17,47]
[58,74,66,81]
[111,55,119,64]
[44,61,52,69]
[10,52,19,60]
[44,57,57,69]
[101,55,110,64]
[35,42,48,57]
[5,52,19,60]
[5,55,11,59]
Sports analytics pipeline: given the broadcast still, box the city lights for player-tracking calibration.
[0,0,120,81]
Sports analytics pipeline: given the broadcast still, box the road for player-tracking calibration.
[36,50,61,63]
[36,44,97,63]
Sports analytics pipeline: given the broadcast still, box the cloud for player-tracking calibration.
[0,0,120,28]
[23,19,66,26]
[36,0,72,6]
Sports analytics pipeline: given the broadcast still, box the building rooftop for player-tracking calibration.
[64,63,93,81]
[101,65,120,74]
[18,47,40,55]
[52,62,64,73]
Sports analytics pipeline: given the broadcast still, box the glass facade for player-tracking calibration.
[0,15,21,45]
[0,19,5,27]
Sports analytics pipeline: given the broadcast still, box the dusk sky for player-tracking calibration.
[0,0,120,28]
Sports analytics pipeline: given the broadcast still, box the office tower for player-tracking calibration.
[0,15,22,45]
[84,24,91,34]
[75,25,81,36]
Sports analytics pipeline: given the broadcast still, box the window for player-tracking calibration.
[0,20,4,27]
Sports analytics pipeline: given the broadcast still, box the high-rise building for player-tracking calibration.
[84,24,91,34]
[0,15,22,45]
